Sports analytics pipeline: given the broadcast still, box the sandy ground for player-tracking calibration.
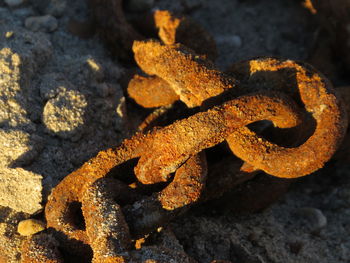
[0,0,349,262]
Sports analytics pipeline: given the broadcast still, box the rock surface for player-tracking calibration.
[0,168,42,214]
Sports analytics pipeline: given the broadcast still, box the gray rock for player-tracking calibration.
[231,35,242,48]
[0,167,42,214]
[42,89,87,141]
[25,15,58,33]
[296,207,328,233]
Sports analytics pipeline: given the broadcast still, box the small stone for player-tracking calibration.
[86,58,104,81]
[42,89,88,141]
[25,15,58,32]
[4,0,23,7]
[5,31,14,38]
[231,35,242,48]
[126,0,154,12]
[17,219,46,236]
[297,207,327,233]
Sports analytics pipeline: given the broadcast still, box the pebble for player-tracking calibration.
[231,35,242,48]
[25,15,58,32]
[297,207,327,233]
[17,219,46,236]
[5,31,14,38]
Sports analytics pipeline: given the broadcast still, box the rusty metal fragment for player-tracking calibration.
[128,75,179,108]
[128,10,218,108]
[123,152,207,238]
[226,58,348,178]
[39,5,349,261]
[44,90,302,262]
[154,10,217,61]
[45,133,148,249]
[134,92,301,184]
[133,40,237,107]
[79,155,207,261]
[132,40,348,178]
[158,152,207,210]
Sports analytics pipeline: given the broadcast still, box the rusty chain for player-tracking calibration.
[21,4,349,263]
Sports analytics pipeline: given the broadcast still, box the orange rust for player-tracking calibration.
[154,10,217,61]
[158,152,207,210]
[79,160,207,260]
[302,0,317,14]
[135,238,146,250]
[43,17,349,260]
[45,133,149,247]
[128,10,217,109]
[134,92,302,184]
[128,75,179,108]
[45,91,300,259]
[132,40,347,179]
[133,40,237,107]
[226,58,348,178]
